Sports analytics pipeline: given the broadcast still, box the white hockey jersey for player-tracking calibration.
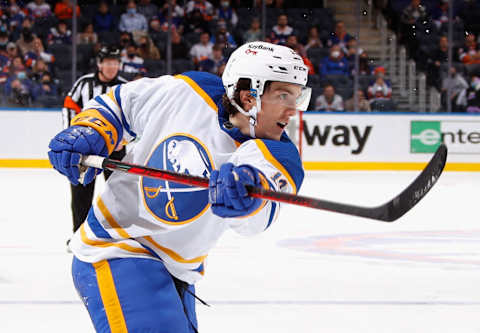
[69,71,304,284]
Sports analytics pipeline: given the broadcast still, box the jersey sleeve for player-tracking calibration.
[225,138,304,236]
[71,76,176,154]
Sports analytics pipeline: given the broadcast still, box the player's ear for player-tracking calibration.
[239,90,255,111]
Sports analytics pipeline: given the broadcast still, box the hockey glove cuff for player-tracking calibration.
[48,125,108,185]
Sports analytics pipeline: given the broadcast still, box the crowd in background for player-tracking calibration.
[383,0,480,112]
[1,0,479,112]
[0,0,394,110]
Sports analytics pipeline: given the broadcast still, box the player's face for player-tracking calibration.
[99,59,120,82]
[255,82,301,140]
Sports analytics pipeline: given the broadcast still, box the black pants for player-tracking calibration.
[70,147,126,232]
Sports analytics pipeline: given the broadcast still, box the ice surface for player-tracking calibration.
[1,169,479,332]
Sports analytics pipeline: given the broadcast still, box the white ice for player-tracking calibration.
[1,168,479,332]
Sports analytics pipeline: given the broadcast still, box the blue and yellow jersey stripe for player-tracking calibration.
[254,139,303,194]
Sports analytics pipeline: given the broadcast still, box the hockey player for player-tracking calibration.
[48,41,311,333]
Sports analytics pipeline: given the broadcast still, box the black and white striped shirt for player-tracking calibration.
[62,72,128,128]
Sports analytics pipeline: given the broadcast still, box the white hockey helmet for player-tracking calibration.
[222,41,311,137]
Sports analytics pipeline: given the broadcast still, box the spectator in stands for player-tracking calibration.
[367,66,392,101]
[24,37,54,69]
[243,17,261,43]
[345,89,371,112]
[354,51,373,76]
[185,0,214,22]
[16,18,37,55]
[347,39,372,76]
[4,57,37,106]
[458,33,480,65]
[198,43,225,74]
[77,23,98,45]
[119,31,133,52]
[0,29,8,47]
[54,0,80,21]
[0,42,14,85]
[6,42,19,63]
[30,58,48,82]
[183,8,209,34]
[0,31,10,65]
[6,0,27,31]
[270,13,293,45]
[315,84,344,111]
[119,0,148,33]
[320,44,349,76]
[158,0,184,29]
[121,43,145,73]
[190,31,212,65]
[9,55,30,77]
[431,0,458,30]
[327,20,354,53]
[216,0,238,27]
[345,38,363,61]
[50,21,70,46]
[400,0,427,57]
[466,75,480,113]
[36,71,58,97]
[171,30,189,59]
[148,16,167,50]
[441,66,468,112]
[26,0,51,20]
[427,35,449,89]
[0,69,9,86]
[210,18,236,48]
[48,20,72,45]
[5,75,37,105]
[137,34,160,60]
[401,0,428,26]
[137,0,158,22]
[93,1,116,33]
[304,26,323,52]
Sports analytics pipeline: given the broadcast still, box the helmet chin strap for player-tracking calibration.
[231,96,261,138]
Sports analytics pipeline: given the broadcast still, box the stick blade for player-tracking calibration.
[380,143,448,222]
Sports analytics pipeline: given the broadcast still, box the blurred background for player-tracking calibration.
[0,0,479,113]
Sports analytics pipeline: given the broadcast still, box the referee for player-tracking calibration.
[62,45,128,237]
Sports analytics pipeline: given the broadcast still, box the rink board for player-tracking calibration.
[299,112,480,171]
[1,109,479,171]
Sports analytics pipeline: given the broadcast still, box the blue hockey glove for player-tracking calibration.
[209,163,264,218]
[48,125,108,185]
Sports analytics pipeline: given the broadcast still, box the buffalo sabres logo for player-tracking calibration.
[141,134,214,224]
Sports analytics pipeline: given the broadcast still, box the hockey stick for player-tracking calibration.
[81,143,447,222]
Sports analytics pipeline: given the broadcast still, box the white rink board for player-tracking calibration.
[0,110,62,159]
[301,112,480,163]
[1,109,480,167]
